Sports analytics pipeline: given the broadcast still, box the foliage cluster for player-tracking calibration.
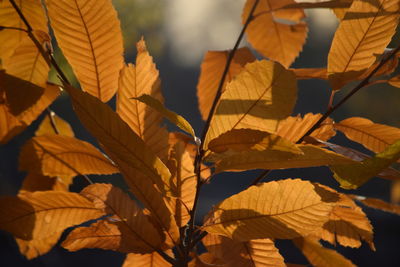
[1,0,400,266]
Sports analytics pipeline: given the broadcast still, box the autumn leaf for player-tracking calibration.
[117,38,169,160]
[122,251,173,267]
[293,237,356,267]
[351,195,400,215]
[243,0,308,67]
[188,253,225,267]
[202,179,339,241]
[46,0,124,102]
[332,139,400,189]
[197,47,256,120]
[20,173,70,193]
[203,234,285,267]
[328,0,400,90]
[0,191,103,240]
[19,135,118,177]
[204,60,297,149]
[334,117,400,153]
[16,231,62,260]
[35,112,74,137]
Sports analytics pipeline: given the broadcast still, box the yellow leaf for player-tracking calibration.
[328,0,400,90]
[64,83,179,244]
[19,135,118,177]
[292,67,328,80]
[334,117,400,153]
[351,195,400,215]
[203,234,285,267]
[204,60,297,149]
[46,0,124,102]
[117,38,168,160]
[277,113,336,143]
[202,179,339,241]
[243,0,308,67]
[0,191,102,240]
[332,139,400,189]
[122,251,173,267]
[0,0,48,59]
[16,231,62,260]
[20,173,70,193]
[197,48,256,120]
[134,94,196,140]
[35,112,74,137]
[293,237,356,267]
[214,145,355,173]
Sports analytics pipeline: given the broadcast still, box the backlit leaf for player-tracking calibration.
[64,83,179,244]
[35,112,74,137]
[203,234,285,267]
[352,195,400,215]
[332,139,400,189]
[122,251,173,267]
[243,0,308,67]
[202,179,339,241]
[0,191,102,240]
[197,48,256,120]
[16,231,62,260]
[204,60,297,149]
[328,0,400,90]
[19,135,118,177]
[188,253,225,267]
[20,173,70,193]
[46,0,124,102]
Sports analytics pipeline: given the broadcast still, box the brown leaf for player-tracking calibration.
[351,195,400,215]
[20,173,70,193]
[197,47,256,120]
[46,0,124,102]
[122,251,173,267]
[188,253,225,267]
[16,231,61,260]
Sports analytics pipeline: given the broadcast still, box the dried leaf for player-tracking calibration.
[202,179,339,241]
[328,0,400,90]
[0,191,102,240]
[243,0,308,67]
[35,113,74,137]
[334,117,400,153]
[122,251,173,267]
[352,195,400,215]
[293,237,356,267]
[197,48,256,120]
[205,60,297,149]
[203,234,285,267]
[20,173,70,193]
[16,231,61,260]
[46,0,124,102]
[291,68,328,80]
[19,135,118,177]
[188,253,225,267]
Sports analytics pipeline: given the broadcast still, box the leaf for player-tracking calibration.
[63,83,179,243]
[202,179,339,241]
[327,0,400,90]
[243,0,308,67]
[188,253,225,267]
[80,184,164,253]
[291,67,328,80]
[35,112,74,137]
[334,117,400,153]
[293,237,356,267]
[15,231,62,260]
[332,139,400,189]
[197,47,256,120]
[133,94,196,139]
[213,145,356,173]
[0,191,102,240]
[19,135,118,177]
[117,38,168,160]
[20,173,71,193]
[277,113,336,143]
[46,0,124,102]
[332,0,354,20]
[122,251,173,267]
[351,195,400,215]
[0,0,48,59]
[203,234,285,267]
[204,60,297,149]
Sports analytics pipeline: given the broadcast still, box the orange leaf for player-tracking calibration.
[202,179,339,241]
[122,251,173,267]
[197,47,256,120]
[16,232,61,260]
[351,195,400,215]
[46,0,124,102]
[188,253,225,267]
[243,0,308,67]
[20,173,70,193]
[35,112,74,137]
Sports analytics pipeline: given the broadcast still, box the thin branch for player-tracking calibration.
[0,25,28,32]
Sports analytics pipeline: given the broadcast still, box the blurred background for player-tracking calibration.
[1,0,400,266]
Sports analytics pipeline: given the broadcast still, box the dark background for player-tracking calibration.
[1,1,400,266]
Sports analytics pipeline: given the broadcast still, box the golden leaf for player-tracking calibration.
[46,0,124,102]
[243,0,308,67]
[19,135,118,177]
[122,251,173,267]
[16,231,62,260]
[0,0,47,59]
[203,234,285,267]
[35,113,74,137]
[204,60,297,149]
[0,191,102,240]
[117,38,168,160]
[202,179,339,241]
[334,117,400,153]
[293,237,356,267]
[351,195,400,215]
[64,83,179,244]
[197,48,256,120]
[291,67,328,80]
[328,0,400,90]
